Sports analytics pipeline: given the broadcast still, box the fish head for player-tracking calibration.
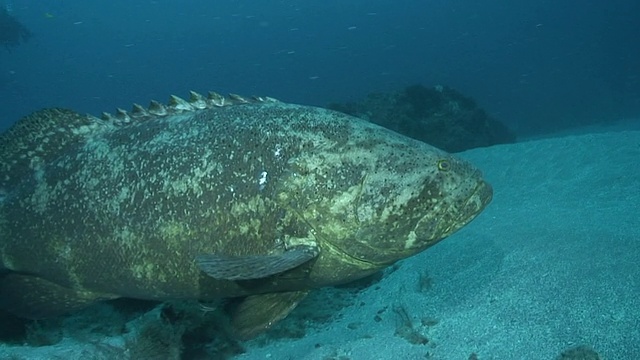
[287,136,492,282]
[343,149,493,267]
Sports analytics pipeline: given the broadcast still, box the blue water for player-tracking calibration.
[1,0,638,135]
[1,2,640,359]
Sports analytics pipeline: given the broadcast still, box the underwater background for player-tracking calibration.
[1,0,639,135]
[1,1,639,359]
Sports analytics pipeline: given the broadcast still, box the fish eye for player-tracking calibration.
[437,159,450,171]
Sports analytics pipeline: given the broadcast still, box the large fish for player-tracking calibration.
[0,92,492,338]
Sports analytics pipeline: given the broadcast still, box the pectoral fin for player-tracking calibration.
[231,290,309,340]
[196,245,318,280]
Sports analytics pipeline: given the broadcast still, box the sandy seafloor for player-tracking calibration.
[1,124,639,359]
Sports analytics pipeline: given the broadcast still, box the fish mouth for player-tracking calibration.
[322,180,493,270]
[408,179,493,251]
[450,179,493,232]
[469,180,493,215]
[468,180,492,212]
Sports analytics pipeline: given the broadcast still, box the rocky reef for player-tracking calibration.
[328,84,516,152]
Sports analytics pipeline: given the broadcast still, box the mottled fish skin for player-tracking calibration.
[0,95,492,318]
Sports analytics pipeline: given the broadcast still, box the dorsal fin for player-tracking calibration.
[99,91,279,123]
[0,91,278,192]
[0,108,105,191]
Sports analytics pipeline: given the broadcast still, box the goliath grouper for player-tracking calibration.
[0,92,492,338]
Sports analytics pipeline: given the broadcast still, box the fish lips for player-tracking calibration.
[451,179,493,231]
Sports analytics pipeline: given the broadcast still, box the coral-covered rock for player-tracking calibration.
[328,84,516,152]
